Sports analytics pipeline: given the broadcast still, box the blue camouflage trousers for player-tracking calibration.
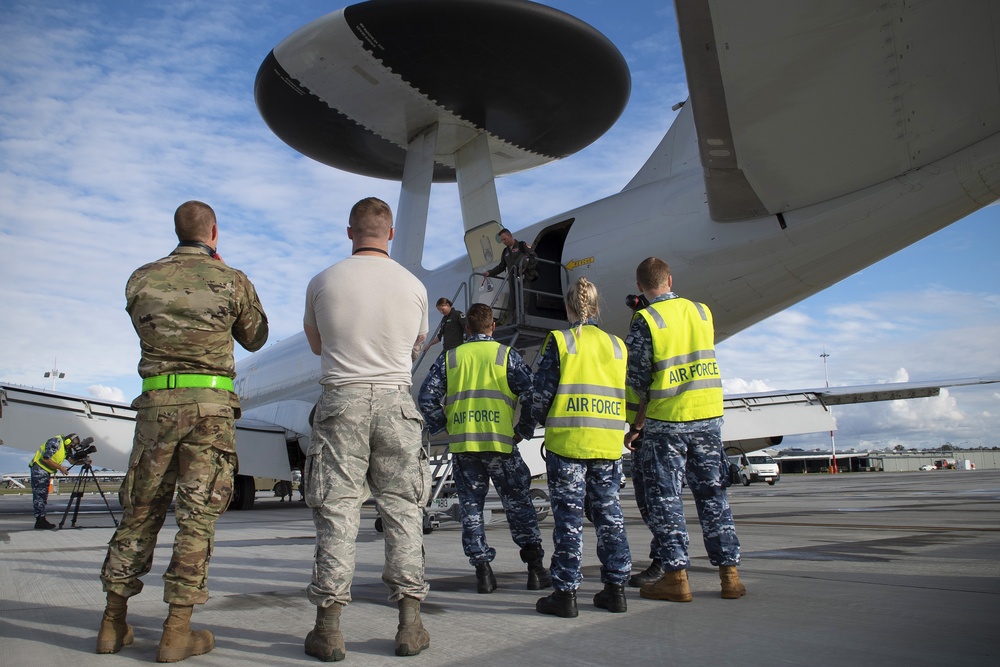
[305,384,430,606]
[545,451,631,591]
[638,418,740,570]
[629,438,663,560]
[452,449,543,565]
[29,464,52,518]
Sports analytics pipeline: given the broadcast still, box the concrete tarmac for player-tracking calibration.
[1,470,998,666]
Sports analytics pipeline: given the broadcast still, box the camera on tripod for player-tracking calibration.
[66,436,97,465]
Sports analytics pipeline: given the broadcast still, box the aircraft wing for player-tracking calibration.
[676,0,1000,221]
[720,375,1000,449]
[0,384,292,480]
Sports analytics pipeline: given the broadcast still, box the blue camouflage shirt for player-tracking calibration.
[417,334,536,439]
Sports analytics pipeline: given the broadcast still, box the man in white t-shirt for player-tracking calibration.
[301,197,431,661]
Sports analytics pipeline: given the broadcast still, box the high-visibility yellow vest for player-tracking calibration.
[544,326,627,460]
[636,298,723,422]
[444,340,517,453]
[30,436,68,474]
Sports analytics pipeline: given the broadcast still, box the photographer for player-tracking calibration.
[29,433,78,529]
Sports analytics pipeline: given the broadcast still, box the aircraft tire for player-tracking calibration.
[230,474,256,511]
[529,488,549,522]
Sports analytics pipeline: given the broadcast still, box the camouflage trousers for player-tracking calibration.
[29,464,53,518]
[452,450,544,565]
[629,439,663,560]
[545,451,631,590]
[101,402,236,605]
[305,384,430,606]
[637,418,740,570]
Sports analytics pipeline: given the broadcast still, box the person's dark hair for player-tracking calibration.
[435,297,453,308]
[349,197,393,240]
[466,303,494,334]
[174,201,216,242]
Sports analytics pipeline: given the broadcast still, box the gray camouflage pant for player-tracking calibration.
[305,384,430,606]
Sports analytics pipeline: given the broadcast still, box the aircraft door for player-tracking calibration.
[464,220,510,316]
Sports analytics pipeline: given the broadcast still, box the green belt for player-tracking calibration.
[142,374,234,392]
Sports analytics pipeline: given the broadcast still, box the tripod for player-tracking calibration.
[58,461,119,529]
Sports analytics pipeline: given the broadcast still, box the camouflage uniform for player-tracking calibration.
[625,294,740,571]
[29,436,63,518]
[101,245,268,605]
[530,322,632,590]
[305,385,430,605]
[627,433,663,560]
[417,335,542,565]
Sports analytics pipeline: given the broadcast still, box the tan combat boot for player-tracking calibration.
[394,596,430,657]
[639,568,693,602]
[304,603,346,662]
[720,565,747,599]
[156,604,214,663]
[95,591,134,654]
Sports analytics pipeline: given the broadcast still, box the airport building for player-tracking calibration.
[773,449,1000,474]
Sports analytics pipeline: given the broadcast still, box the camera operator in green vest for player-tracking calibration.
[418,302,550,594]
[28,433,75,529]
[623,257,745,603]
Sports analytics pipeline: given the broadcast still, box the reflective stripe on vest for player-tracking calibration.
[638,298,723,422]
[544,326,627,460]
[444,341,517,453]
[30,436,67,474]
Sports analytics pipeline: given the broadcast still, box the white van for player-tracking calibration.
[728,453,780,486]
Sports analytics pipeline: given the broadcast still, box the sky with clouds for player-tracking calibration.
[1,1,998,470]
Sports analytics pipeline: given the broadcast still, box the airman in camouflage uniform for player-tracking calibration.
[97,200,268,661]
[417,303,550,594]
[302,197,431,661]
[530,278,632,619]
[623,257,744,603]
[28,434,73,529]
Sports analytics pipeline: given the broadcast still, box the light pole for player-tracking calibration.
[821,350,838,473]
[43,359,65,391]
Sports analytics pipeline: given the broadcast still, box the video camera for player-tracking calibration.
[66,436,97,465]
[625,293,649,311]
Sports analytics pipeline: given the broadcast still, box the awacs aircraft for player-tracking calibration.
[2,0,1000,510]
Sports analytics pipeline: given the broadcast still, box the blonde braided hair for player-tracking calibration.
[565,277,600,336]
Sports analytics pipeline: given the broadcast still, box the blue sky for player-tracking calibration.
[1,1,998,470]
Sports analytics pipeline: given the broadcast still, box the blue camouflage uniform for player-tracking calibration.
[530,321,631,591]
[625,293,740,571]
[418,333,544,565]
[29,436,64,518]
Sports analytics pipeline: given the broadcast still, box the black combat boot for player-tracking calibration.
[520,545,552,590]
[34,516,56,530]
[628,558,665,588]
[593,583,627,613]
[475,562,497,594]
[535,589,578,618]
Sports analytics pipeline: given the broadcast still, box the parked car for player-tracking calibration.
[919,464,935,471]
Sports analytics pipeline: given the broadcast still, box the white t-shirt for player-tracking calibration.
[304,255,428,387]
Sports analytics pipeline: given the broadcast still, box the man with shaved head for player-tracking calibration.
[97,200,269,662]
